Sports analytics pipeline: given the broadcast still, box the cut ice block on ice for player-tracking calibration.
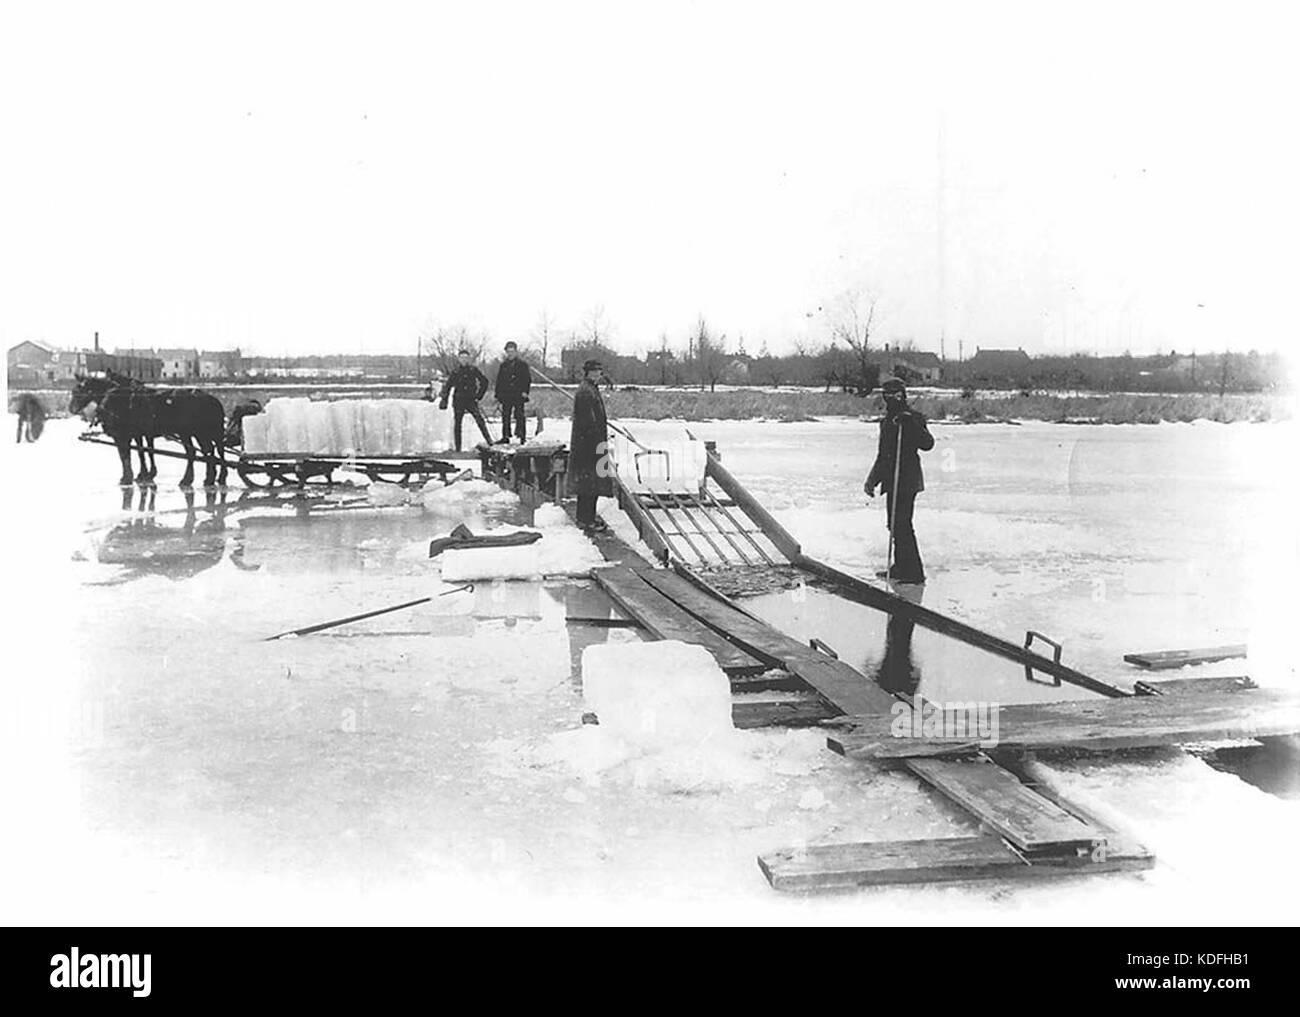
[440,543,542,581]
[609,431,706,495]
[581,640,734,749]
[532,503,571,529]
[242,413,271,452]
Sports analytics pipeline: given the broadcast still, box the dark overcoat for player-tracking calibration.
[569,379,611,496]
[865,406,935,494]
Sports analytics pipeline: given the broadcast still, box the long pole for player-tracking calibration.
[264,584,473,641]
[887,417,902,579]
[530,365,658,452]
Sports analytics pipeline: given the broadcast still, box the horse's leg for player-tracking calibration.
[216,435,228,487]
[115,437,134,486]
[146,436,158,480]
[179,435,196,488]
[135,438,151,484]
[198,436,217,488]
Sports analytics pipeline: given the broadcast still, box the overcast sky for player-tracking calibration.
[3,1,1296,359]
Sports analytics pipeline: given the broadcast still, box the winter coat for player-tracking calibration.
[865,405,935,494]
[439,365,489,407]
[568,379,611,496]
[494,358,532,403]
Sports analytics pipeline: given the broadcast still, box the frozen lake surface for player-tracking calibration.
[1,414,1296,924]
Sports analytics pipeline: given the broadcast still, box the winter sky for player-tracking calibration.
[2,1,1296,359]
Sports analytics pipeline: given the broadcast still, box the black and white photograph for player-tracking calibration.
[3,0,1298,937]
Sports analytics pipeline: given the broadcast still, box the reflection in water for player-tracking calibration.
[92,487,236,584]
[873,582,924,696]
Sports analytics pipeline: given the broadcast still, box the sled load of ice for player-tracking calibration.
[241,398,454,456]
[581,640,734,749]
[608,430,706,495]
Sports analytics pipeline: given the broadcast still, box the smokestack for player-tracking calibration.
[94,331,100,352]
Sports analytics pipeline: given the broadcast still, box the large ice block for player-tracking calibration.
[440,543,543,581]
[581,640,734,749]
[609,431,706,495]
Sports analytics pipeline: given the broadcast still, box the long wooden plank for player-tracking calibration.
[832,687,1300,759]
[636,567,898,716]
[1135,675,1256,697]
[758,834,1151,892]
[906,758,1100,852]
[1123,644,1247,669]
[592,566,762,672]
[732,698,844,729]
[796,555,1128,698]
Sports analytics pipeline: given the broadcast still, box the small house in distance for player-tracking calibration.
[199,349,244,379]
[871,346,944,384]
[157,348,200,381]
[964,347,1033,387]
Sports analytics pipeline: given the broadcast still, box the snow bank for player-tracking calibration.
[419,478,517,510]
[582,640,734,750]
[242,398,453,455]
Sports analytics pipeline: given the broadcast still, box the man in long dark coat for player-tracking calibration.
[864,377,935,583]
[569,359,611,533]
[438,349,493,450]
[493,340,532,443]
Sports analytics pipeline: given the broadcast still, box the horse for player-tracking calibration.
[12,393,46,442]
[71,374,229,487]
[69,375,159,485]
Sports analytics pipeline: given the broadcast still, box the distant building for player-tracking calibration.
[198,348,244,379]
[72,349,163,381]
[874,346,943,383]
[157,348,200,380]
[8,340,57,372]
[965,347,1033,385]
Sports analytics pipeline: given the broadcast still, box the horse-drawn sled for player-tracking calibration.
[72,374,476,488]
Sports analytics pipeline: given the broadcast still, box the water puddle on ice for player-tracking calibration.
[741,585,1105,706]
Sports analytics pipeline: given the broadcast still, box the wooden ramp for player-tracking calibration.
[829,687,1300,760]
[592,566,765,673]
[1123,644,1247,670]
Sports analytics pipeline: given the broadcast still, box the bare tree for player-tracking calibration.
[826,286,880,392]
[580,304,616,347]
[693,315,727,392]
[530,307,557,369]
[421,323,488,376]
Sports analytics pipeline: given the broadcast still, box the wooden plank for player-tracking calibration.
[1123,644,1248,670]
[906,758,1100,852]
[592,566,763,672]
[636,567,898,716]
[832,687,1300,759]
[758,834,1152,892]
[1135,675,1256,697]
[732,698,844,729]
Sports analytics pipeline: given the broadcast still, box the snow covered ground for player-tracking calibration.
[1,414,1297,924]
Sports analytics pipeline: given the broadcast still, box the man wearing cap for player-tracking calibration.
[864,377,935,584]
[493,340,532,444]
[569,359,611,533]
[438,348,493,450]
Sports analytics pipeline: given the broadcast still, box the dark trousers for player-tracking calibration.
[500,398,527,441]
[884,486,924,582]
[576,492,599,526]
[452,402,493,450]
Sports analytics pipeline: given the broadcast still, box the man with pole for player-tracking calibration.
[493,340,532,444]
[864,377,935,584]
[569,359,612,534]
[438,348,493,451]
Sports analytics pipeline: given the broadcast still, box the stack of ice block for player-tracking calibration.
[241,398,454,455]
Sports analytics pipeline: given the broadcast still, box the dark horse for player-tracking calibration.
[69,374,228,487]
[12,393,46,442]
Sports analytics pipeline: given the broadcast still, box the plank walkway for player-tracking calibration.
[830,687,1300,760]
[1123,644,1248,670]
